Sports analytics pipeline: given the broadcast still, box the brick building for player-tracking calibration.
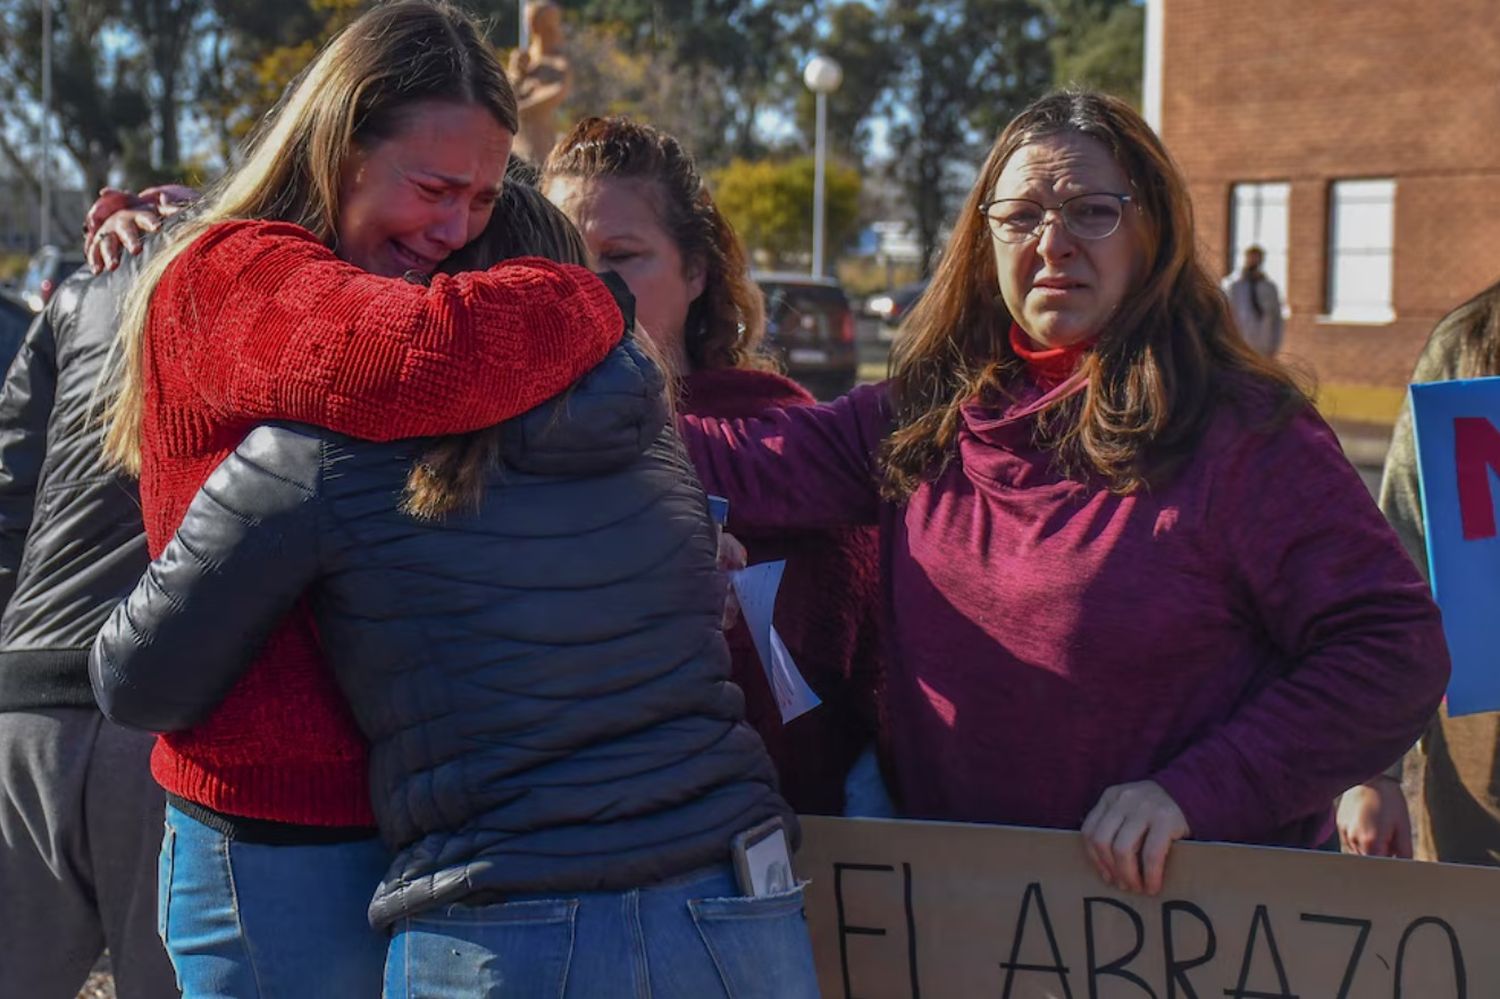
[1145,0,1500,425]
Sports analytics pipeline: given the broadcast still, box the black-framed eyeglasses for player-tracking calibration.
[979,193,1134,244]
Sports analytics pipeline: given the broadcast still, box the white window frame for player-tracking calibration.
[1324,178,1396,325]
[1228,182,1291,319]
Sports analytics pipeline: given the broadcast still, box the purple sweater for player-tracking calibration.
[682,379,1450,846]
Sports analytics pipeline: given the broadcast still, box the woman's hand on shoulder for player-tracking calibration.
[1337,774,1413,858]
[85,185,198,274]
[1081,780,1190,896]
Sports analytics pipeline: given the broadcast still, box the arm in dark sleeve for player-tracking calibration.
[90,425,323,731]
[678,383,890,531]
[1153,408,1451,841]
[0,310,57,609]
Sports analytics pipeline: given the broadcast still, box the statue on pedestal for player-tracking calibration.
[508,2,571,166]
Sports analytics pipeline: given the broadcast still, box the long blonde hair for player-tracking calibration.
[103,0,518,473]
[880,90,1305,499]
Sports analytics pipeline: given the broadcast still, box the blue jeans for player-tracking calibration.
[158,803,389,998]
[384,863,819,998]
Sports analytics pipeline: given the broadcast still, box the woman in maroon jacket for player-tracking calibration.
[543,116,884,815]
[678,90,1450,896]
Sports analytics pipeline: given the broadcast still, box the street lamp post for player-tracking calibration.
[40,0,53,250]
[803,54,842,278]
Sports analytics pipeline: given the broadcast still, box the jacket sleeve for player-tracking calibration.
[0,309,56,610]
[90,425,323,732]
[1152,408,1451,841]
[154,220,624,440]
[1378,315,1465,580]
[678,383,889,530]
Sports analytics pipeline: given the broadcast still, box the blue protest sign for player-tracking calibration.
[1411,377,1500,716]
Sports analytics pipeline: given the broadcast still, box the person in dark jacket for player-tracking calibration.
[91,180,818,999]
[87,114,889,820]
[543,115,885,815]
[0,246,179,996]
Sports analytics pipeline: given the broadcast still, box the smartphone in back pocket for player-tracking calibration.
[730,818,795,897]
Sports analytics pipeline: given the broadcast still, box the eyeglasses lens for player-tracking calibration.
[987,195,1123,243]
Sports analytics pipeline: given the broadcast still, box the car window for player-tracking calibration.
[760,283,849,340]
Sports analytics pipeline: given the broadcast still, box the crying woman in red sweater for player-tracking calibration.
[96,3,624,994]
[680,91,1450,898]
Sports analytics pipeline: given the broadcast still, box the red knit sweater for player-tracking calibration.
[139,220,622,826]
[680,368,882,814]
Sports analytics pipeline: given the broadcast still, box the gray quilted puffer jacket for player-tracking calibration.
[91,336,791,927]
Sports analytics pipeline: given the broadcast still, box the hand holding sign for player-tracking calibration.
[1080,780,1190,896]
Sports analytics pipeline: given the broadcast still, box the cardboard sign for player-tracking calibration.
[796,816,1500,998]
[1410,378,1500,715]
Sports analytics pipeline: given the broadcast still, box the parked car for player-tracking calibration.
[754,272,859,401]
[0,291,33,372]
[19,245,87,313]
[866,278,929,342]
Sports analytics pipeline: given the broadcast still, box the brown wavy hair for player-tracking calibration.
[542,115,772,373]
[880,90,1307,500]
[1450,280,1500,380]
[104,0,518,473]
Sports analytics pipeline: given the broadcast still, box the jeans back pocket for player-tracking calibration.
[689,887,819,999]
[390,899,578,999]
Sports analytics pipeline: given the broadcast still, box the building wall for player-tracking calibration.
[1161,0,1500,396]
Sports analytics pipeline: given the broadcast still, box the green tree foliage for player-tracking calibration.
[1,0,1148,265]
[791,1,899,162]
[562,0,814,163]
[1047,0,1144,105]
[882,0,1054,274]
[193,0,360,163]
[128,0,206,173]
[711,155,861,268]
[565,21,744,163]
[0,0,151,195]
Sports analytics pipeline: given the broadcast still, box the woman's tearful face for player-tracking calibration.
[336,101,512,279]
[990,132,1145,350]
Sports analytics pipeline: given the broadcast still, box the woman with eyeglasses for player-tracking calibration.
[679,89,1449,894]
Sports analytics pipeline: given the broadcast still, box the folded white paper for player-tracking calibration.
[729,560,822,723]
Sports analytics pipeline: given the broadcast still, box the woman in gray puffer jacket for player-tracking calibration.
[90,179,816,999]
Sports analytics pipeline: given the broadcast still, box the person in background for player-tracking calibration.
[680,89,1449,895]
[542,115,885,815]
[0,238,180,996]
[1221,244,1284,357]
[89,2,623,994]
[93,176,817,999]
[1341,279,1500,863]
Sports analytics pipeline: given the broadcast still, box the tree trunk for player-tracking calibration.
[158,67,180,169]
